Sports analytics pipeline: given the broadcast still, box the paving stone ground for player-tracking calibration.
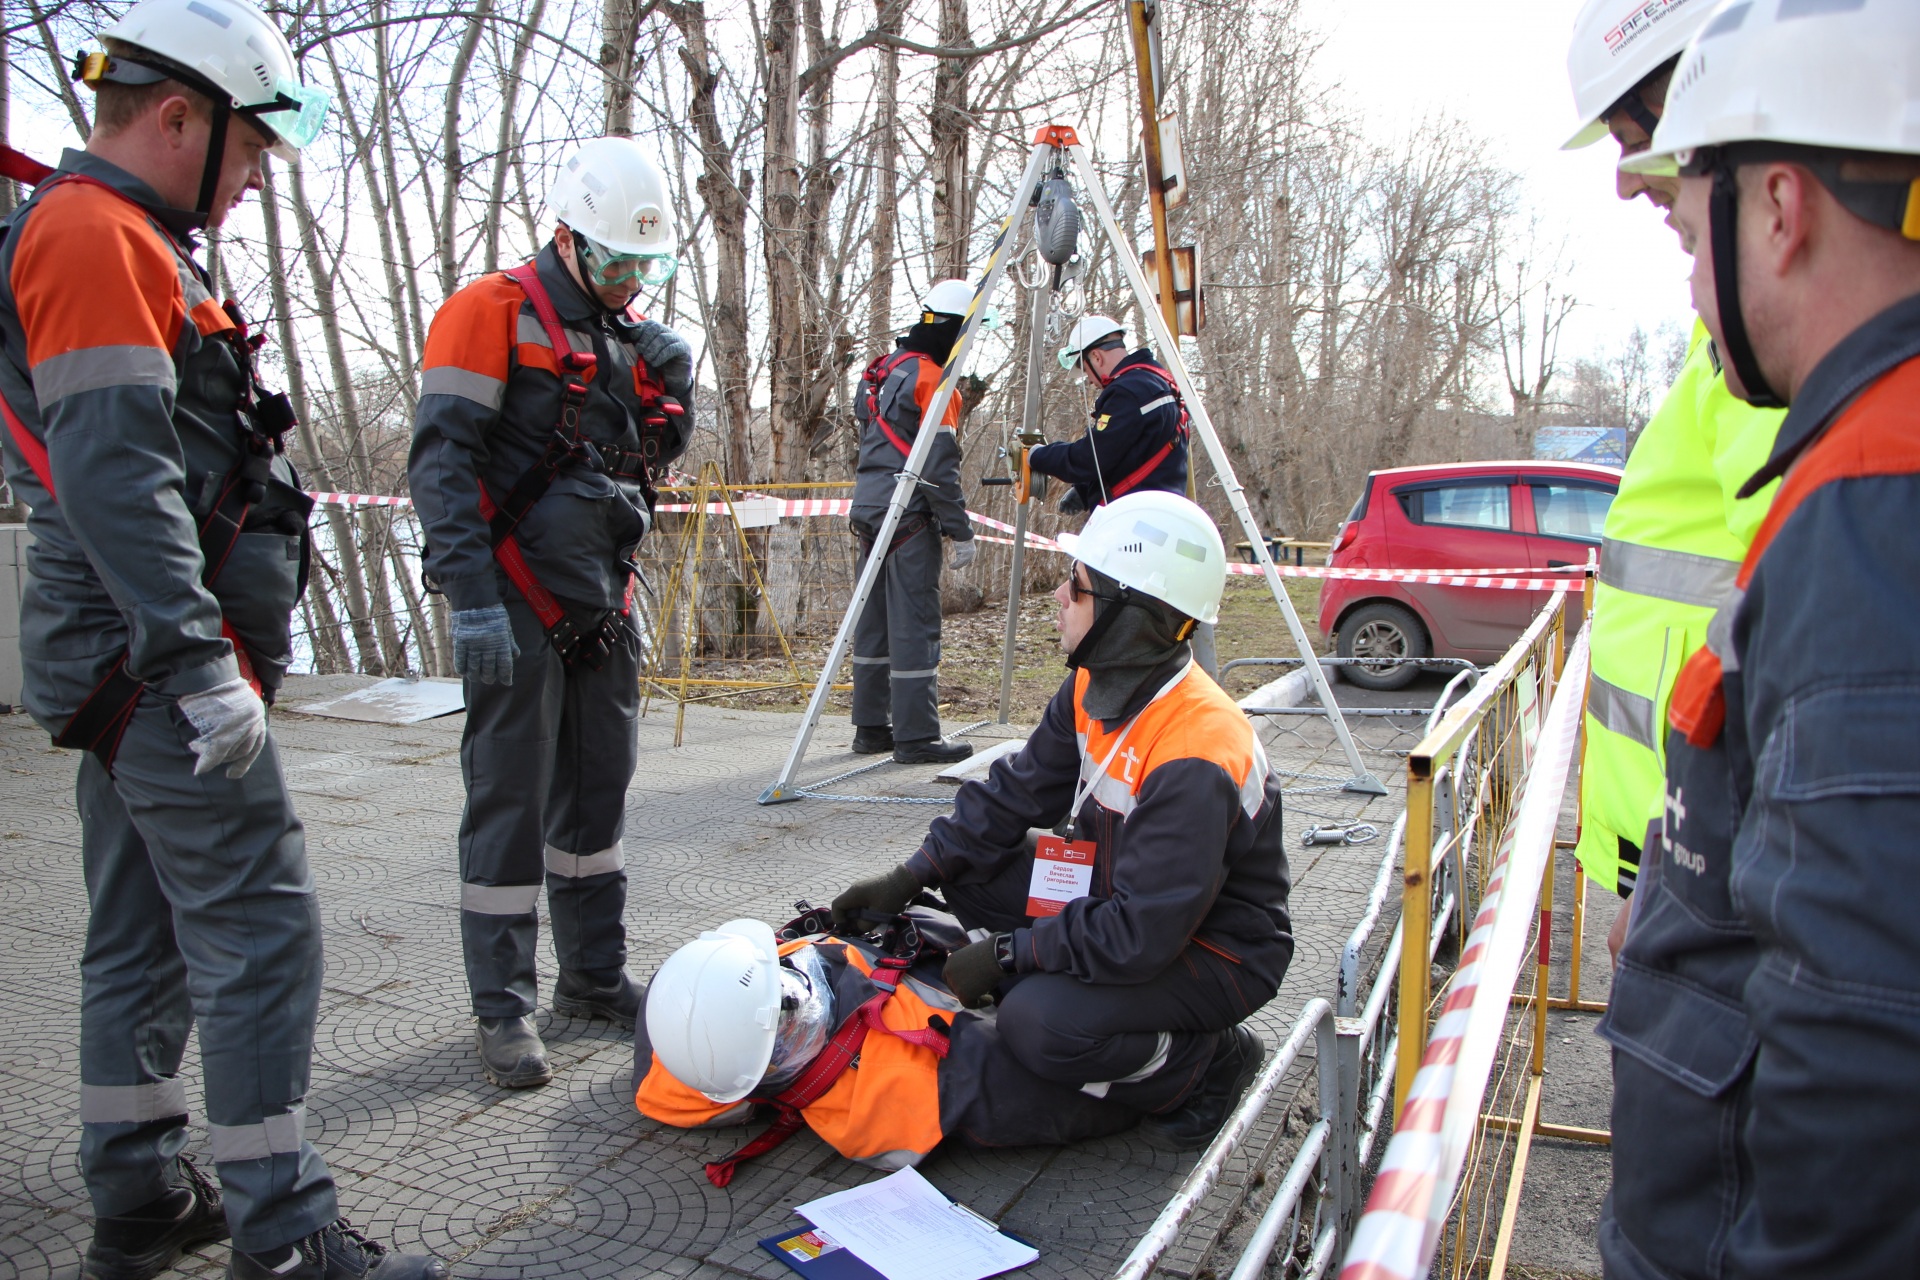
[0,673,1421,1280]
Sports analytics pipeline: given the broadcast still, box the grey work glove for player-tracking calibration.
[831,864,922,931]
[452,604,519,685]
[949,538,978,570]
[629,320,695,403]
[943,936,1008,1008]
[179,677,267,779]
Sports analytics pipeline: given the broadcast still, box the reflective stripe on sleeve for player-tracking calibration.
[1599,538,1739,608]
[208,1106,305,1163]
[1706,588,1745,674]
[421,366,507,409]
[544,842,625,879]
[460,882,541,915]
[79,1079,189,1125]
[514,314,596,353]
[1137,395,1176,414]
[31,345,176,407]
[1587,674,1658,750]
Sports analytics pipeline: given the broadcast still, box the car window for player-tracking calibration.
[1531,484,1613,542]
[1407,483,1511,531]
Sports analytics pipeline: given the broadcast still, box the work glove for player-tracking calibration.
[830,864,923,931]
[1059,488,1088,516]
[943,936,1009,1008]
[949,538,978,571]
[452,604,519,686]
[179,677,267,779]
[629,321,695,403]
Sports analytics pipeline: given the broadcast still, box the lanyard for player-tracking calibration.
[1065,660,1191,837]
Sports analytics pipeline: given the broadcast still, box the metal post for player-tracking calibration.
[760,138,1055,803]
[1125,0,1178,341]
[1063,140,1384,794]
[996,276,1051,724]
[1396,764,1434,1117]
[1533,839,1555,1077]
[1331,1015,1363,1250]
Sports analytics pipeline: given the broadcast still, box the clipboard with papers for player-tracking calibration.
[757,1167,1037,1280]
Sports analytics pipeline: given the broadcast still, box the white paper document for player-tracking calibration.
[796,1167,1037,1280]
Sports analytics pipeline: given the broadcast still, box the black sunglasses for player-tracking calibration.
[1066,571,1120,605]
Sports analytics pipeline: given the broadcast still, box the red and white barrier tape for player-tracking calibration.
[1338,626,1590,1280]
[304,490,1589,590]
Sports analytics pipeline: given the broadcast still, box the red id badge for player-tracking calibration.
[1025,834,1098,917]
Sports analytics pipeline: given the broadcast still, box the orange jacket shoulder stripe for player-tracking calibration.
[635,940,946,1165]
[1072,663,1267,821]
[419,271,574,411]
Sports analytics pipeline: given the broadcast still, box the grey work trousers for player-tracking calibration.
[941,846,1272,1113]
[77,693,337,1252]
[851,521,945,744]
[458,590,638,1019]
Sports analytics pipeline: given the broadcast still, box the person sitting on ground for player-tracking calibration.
[828,490,1292,1151]
[633,916,1138,1182]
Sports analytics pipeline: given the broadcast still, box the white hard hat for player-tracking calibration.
[644,919,781,1104]
[1561,0,1720,150]
[1057,490,1226,625]
[89,0,330,159]
[549,137,678,282]
[1057,315,1126,370]
[1624,0,1920,177]
[921,279,975,317]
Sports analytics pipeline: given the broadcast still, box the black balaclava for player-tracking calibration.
[899,313,964,366]
[1069,566,1193,721]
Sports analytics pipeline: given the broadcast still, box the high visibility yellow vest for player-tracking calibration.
[1577,322,1783,893]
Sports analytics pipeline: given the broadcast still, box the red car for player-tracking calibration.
[1316,461,1621,689]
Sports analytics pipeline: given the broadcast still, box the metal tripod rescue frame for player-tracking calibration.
[759,124,1382,804]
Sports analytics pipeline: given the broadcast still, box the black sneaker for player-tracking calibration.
[227,1219,446,1279]
[852,725,895,755]
[84,1154,227,1280]
[1137,1025,1267,1152]
[475,1015,552,1088]
[893,738,973,764]
[552,969,641,1030]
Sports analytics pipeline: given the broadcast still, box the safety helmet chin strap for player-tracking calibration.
[1707,153,1787,410]
[192,98,231,222]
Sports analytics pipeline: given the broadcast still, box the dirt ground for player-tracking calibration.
[641,574,1332,725]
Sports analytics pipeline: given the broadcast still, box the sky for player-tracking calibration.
[1295,0,1699,364]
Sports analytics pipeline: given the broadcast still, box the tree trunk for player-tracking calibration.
[259,164,378,671]
[601,0,644,135]
[666,1,752,480]
[865,0,905,357]
[437,1,494,300]
[487,0,546,272]
[763,0,806,480]
[930,0,974,280]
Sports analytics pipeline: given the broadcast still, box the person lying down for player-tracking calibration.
[632,913,1140,1184]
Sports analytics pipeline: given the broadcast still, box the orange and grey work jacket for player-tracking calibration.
[911,657,1294,992]
[408,244,691,613]
[634,934,1136,1166]
[0,149,311,728]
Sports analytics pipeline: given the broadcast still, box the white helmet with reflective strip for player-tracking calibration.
[644,919,781,1104]
[549,137,677,257]
[1057,315,1126,370]
[1561,0,1720,150]
[1624,0,1920,177]
[88,0,330,159]
[1058,490,1226,625]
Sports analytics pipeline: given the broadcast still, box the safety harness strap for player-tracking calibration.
[704,958,948,1188]
[862,349,922,459]
[489,263,597,547]
[1105,365,1189,501]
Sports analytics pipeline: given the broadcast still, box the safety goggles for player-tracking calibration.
[576,231,678,288]
[1057,338,1122,371]
[245,77,333,151]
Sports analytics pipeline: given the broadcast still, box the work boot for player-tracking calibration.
[84,1154,227,1280]
[893,737,973,765]
[475,1016,552,1088]
[227,1219,446,1279]
[852,725,895,755]
[1137,1025,1267,1152]
[552,969,642,1030]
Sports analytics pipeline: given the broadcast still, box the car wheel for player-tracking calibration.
[1335,602,1428,691]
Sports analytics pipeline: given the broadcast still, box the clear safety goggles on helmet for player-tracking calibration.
[1058,337,1122,371]
[576,231,679,289]
[245,77,333,151]
[758,947,836,1094]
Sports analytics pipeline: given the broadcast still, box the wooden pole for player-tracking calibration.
[1126,0,1178,340]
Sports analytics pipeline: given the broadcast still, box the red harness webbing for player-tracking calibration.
[704,958,949,1188]
[862,349,923,459]
[1103,364,1189,500]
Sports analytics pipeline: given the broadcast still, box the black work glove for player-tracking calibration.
[943,936,1009,1008]
[1059,487,1088,516]
[830,864,922,930]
